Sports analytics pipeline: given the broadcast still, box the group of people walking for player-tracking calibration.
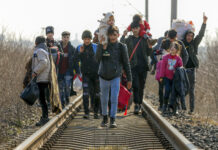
[24,12,208,128]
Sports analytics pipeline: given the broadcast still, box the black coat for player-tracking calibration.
[96,42,132,81]
[171,67,190,98]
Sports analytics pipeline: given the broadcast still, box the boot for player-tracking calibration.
[134,104,139,115]
[94,113,99,119]
[35,117,49,126]
[101,115,108,127]
[66,97,69,105]
[110,117,117,128]
[83,113,89,119]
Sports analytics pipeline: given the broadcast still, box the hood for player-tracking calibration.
[101,12,114,23]
[183,30,195,45]
[35,43,48,51]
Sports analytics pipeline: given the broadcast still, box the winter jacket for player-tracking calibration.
[32,43,51,83]
[96,42,132,81]
[74,43,99,75]
[171,67,190,97]
[182,23,206,68]
[120,35,152,71]
[160,54,183,80]
[59,41,80,76]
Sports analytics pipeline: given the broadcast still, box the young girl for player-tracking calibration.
[126,14,157,45]
[160,42,183,113]
[98,12,115,45]
[155,39,171,111]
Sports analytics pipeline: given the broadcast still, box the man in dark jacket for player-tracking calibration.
[58,31,80,108]
[96,26,132,128]
[120,22,152,114]
[183,14,208,114]
[74,30,100,119]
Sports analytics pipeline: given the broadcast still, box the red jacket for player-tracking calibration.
[127,20,151,37]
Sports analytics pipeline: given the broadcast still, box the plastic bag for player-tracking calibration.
[73,75,82,92]
[172,19,195,40]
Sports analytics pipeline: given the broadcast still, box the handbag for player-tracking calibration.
[20,77,39,106]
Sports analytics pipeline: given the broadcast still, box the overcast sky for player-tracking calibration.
[0,0,217,43]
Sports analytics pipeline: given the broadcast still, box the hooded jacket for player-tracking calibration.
[182,23,206,68]
[32,43,51,83]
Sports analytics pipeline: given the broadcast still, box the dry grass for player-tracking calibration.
[0,29,40,143]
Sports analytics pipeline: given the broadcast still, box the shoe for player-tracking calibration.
[134,104,139,115]
[35,117,49,126]
[110,118,117,128]
[83,114,89,119]
[162,104,167,113]
[94,113,99,119]
[66,97,69,105]
[148,39,158,46]
[188,110,193,115]
[101,115,108,127]
[70,90,77,96]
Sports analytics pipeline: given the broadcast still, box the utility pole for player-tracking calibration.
[171,0,178,27]
[145,0,149,22]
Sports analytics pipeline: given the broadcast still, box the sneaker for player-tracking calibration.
[110,118,117,128]
[35,117,49,126]
[101,115,108,127]
[94,113,99,119]
[83,114,89,119]
[188,110,193,115]
[134,104,139,115]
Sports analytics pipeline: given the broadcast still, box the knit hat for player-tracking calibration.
[82,30,92,39]
[45,26,54,35]
[35,36,46,45]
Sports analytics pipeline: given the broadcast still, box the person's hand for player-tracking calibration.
[159,78,163,82]
[123,30,128,36]
[80,46,84,53]
[203,12,208,24]
[127,81,132,90]
[32,72,37,78]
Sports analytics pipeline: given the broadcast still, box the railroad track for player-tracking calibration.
[12,95,197,150]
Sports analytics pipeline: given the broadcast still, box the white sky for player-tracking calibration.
[0,0,217,43]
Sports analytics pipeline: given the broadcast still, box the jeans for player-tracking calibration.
[186,68,196,111]
[58,71,73,107]
[100,77,120,119]
[132,69,147,105]
[82,74,100,115]
[164,78,173,105]
[37,82,49,118]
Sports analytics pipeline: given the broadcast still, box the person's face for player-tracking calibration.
[132,27,140,36]
[46,33,54,40]
[107,16,115,26]
[62,35,70,44]
[186,33,194,43]
[83,38,91,46]
[108,32,119,43]
[170,46,177,56]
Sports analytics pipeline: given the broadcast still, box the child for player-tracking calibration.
[98,12,115,45]
[160,42,183,113]
[155,39,171,111]
[126,14,157,45]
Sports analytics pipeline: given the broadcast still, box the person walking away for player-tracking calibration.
[58,31,80,108]
[120,21,153,115]
[74,30,100,119]
[96,26,132,128]
[182,14,207,114]
[159,42,183,113]
[32,36,51,126]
